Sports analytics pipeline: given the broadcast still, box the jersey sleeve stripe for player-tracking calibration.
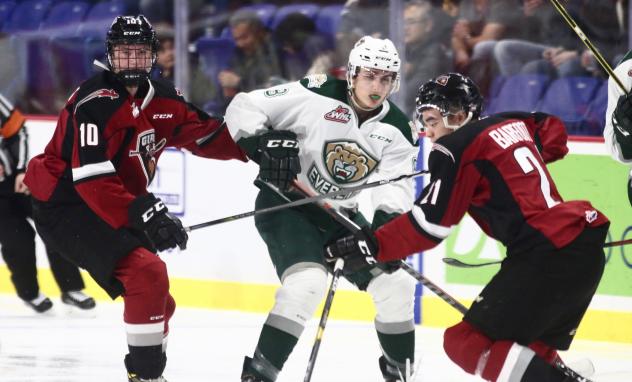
[410,205,453,239]
[195,121,226,147]
[72,161,116,182]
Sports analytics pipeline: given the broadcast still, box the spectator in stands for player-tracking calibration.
[403,0,452,114]
[155,28,175,81]
[308,0,389,79]
[154,26,218,113]
[273,13,327,82]
[495,0,626,79]
[218,10,282,100]
[451,0,520,94]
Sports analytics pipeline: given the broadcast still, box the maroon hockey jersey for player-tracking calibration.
[25,71,247,229]
[375,111,609,262]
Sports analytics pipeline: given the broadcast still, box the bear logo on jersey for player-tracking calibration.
[324,105,351,123]
[323,141,377,183]
[129,129,167,186]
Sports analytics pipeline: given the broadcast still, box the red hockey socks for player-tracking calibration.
[443,320,570,382]
[115,247,173,379]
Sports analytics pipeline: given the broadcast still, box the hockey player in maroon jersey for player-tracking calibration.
[23,15,247,382]
[325,73,609,382]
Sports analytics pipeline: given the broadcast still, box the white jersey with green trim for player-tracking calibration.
[605,52,632,164]
[225,74,419,214]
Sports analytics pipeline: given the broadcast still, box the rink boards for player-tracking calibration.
[1,117,630,344]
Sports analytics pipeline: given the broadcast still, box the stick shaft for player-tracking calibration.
[285,180,469,316]
[303,259,344,382]
[185,170,427,232]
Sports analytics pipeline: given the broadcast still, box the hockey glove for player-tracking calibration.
[129,193,188,252]
[256,130,301,191]
[325,227,379,273]
[613,94,632,160]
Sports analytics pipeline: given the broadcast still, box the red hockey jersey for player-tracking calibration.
[375,111,609,262]
[25,71,247,229]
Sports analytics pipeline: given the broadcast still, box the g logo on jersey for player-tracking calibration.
[129,130,167,186]
[324,141,377,183]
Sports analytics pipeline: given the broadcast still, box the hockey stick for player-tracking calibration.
[443,238,632,268]
[184,170,428,232]
[253,180,346,382]
[269,180,417,382]
[286,179,594,381]
[303,258,344,382]
[273,179,470,381]
[548,0,628,94]
[284,180,470,314]
[442,257,502,269]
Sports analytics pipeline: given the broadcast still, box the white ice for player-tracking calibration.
[1,295,631,382]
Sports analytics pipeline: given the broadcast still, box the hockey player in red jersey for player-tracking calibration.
[24,15,246,382]
[325,73,609,382]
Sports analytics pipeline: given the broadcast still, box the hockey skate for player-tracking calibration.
[556,361,594,382]
[61,290,96,310]
[23,294,53,313]
[241,356,269,382]
[379,356,413,382]
[125,354,168,382]
[127,374,168,382]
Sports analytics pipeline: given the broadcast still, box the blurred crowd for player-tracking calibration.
[0,0,628,134]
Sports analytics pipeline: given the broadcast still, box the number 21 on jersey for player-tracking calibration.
[513,146,559,208]
[419,146,559,209]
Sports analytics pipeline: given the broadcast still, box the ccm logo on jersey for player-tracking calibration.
[369,133,392,143]
[266,139,298,148]
[324,105,351,123]
[153,113,173,119]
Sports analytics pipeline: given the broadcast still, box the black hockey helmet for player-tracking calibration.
[415,73,483,130]
[106,15,159,87]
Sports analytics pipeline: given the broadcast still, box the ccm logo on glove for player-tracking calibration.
[266,139,298,148]
[142,200,166,223]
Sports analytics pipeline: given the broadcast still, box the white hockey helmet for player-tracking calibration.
[347,36,401,95]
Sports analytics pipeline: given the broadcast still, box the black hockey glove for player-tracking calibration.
[129,194,188,252]
[325,227,379,273]
[613,94,632,160]
[255,130,301,191]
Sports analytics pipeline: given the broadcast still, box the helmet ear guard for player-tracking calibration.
[414,73,483,130]
[106,15,159,86]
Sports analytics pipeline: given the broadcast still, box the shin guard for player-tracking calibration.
[115,248,171,379]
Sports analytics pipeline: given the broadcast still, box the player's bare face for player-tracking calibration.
[420,108,454,143]
[112,44,152,73]
[353,68,395,109]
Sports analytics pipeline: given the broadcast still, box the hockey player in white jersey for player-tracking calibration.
[225,36,419,382]
[605,51,632,205]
